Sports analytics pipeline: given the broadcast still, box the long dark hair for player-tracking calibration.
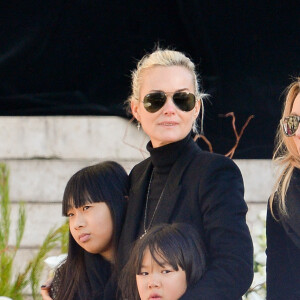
[119,223,206,300]
[53,161,128,300]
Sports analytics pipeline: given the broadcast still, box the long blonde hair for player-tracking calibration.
[270,78,300,217]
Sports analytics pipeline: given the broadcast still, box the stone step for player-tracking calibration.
[0,116,149,160]
[4,159,139,202]
[2,159,275,203]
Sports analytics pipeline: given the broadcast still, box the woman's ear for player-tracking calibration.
[193,99,201,120]
[131,99,140,121]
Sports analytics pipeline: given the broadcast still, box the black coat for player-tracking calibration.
[118,137,253,300]
[266,167,300,300]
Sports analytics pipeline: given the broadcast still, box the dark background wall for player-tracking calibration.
[0,1,299,158]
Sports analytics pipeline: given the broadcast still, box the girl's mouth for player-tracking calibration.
[79,233,90,242]
[149,293,162,299]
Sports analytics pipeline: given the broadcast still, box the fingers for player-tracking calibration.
[40,281,53,300]
[41,287,53,300]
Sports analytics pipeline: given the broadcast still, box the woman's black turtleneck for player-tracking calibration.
[138,133,191,237]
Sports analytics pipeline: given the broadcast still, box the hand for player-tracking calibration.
[40,279,53,300]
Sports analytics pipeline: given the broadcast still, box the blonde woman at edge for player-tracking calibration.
[106,48,253,300]
[267,78,300,300]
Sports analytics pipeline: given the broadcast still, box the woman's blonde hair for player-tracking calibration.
[270,78,300,217]
[126,47,206,134]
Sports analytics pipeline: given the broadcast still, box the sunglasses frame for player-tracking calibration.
[142,91,196,113]
[281,115,300,137]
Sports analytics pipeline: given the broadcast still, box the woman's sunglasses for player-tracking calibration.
[281,115,300,137]
[142,91,196,113]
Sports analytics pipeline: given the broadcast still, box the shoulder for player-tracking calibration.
[282,168,300,214]
[190,149,242,177]
[129,157,151,176]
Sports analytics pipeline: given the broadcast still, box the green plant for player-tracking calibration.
[0,163,67,299]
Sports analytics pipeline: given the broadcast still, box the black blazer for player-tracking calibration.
[117,138,253,300]
[266,168,300,300]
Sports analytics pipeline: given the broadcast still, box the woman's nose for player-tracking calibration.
[295,124,300,137]
[162,96,176,115]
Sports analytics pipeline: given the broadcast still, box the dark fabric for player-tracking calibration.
[266,167,300,300]
[50,252,112,300]
[114,135,253,300]
[138,134,191,237]
[84,252,112,299]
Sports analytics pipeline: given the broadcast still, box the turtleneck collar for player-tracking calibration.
[146,133,192,171]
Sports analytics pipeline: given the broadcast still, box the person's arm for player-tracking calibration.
[280,176,300,249]
[181,157,253,300]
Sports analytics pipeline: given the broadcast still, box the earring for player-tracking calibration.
[137,121,141,131]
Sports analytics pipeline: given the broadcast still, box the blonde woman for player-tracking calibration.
[267,78,300,299]
[107,48,253,300]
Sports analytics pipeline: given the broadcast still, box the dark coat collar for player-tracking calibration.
[126,137,199,241]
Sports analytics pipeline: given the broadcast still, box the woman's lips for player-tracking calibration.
[79,233,90,242]
[158,121,178,126]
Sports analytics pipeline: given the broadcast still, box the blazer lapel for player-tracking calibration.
[152,139,199,224]
[123,159,152,242]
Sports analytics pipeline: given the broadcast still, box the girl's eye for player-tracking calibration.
[83,205,91,211]
[162,269,172,274]
[138,271,148,276]
[67,212,74,217]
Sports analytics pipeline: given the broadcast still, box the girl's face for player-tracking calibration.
[291,93,300,155]
[136,248,187,300]
[131,65,200,148]
[67,202,114,261]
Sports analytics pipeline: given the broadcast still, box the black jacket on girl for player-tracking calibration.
[50,252,111,300]
[117,134,253,300]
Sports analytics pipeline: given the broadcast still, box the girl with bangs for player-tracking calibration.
[41,161,128,300]
[119,223,206,300]
[267,78,300,299]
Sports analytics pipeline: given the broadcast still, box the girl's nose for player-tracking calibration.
[74,214,86,229]
[147,275,161,288]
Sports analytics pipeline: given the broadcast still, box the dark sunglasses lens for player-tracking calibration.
[173,92,196,111]
[283,116,299,136]
[143,93,166,113]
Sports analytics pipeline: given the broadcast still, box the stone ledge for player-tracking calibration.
[3,159,140,202]
[2,159,275,202]
[235,159,275,202]
[0,116,149,160]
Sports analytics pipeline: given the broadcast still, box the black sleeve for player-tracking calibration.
[281,177,300,249]
[181,157,253,300]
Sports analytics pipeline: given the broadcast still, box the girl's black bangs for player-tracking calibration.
[135,239,182,274]
[62,172,104,216]
[149,242,181,271]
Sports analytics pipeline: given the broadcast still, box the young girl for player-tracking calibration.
[119,223,206,300]
[41,161,128,300]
